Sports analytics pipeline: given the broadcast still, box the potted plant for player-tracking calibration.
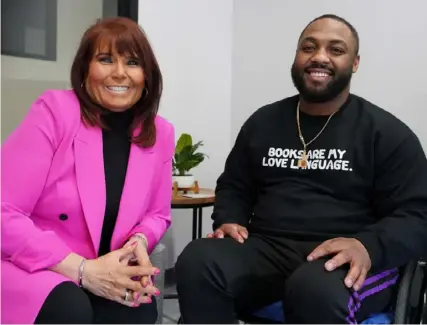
[172,133,207,188]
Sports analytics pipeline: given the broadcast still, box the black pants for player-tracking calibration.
[34,281,158,324]
[175,235,398,324]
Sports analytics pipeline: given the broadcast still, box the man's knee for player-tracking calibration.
[175,238,245,291]
[175,238,214,277]
[284,260,349,323]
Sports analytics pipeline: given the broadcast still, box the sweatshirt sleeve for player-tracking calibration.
[212,126,257,230]
[354,131,427,271]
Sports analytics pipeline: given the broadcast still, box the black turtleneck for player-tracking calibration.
[98,109,133,256]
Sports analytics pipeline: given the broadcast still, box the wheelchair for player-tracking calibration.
[240,260,427,324]
[177,259,427,324]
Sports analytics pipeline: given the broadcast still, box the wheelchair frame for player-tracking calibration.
[239,260,427,324]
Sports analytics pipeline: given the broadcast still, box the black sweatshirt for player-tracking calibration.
[212,94,427,271]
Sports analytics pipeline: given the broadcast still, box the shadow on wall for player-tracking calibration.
[1,78,69,142]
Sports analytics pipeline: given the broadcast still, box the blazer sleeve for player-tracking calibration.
[1,95,73,273]
[126,123,175,253]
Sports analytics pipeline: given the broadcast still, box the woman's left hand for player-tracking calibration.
[122,235,160,305]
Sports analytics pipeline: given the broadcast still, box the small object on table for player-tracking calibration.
[173,180,200,196]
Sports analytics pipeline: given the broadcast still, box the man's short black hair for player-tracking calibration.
[300,14,360,55]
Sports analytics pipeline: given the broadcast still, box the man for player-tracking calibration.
[175,14,427,324]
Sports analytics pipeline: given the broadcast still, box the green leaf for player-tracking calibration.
[172,133,208,175]
[175,133,192,153]
[192,152,205,162]
[190,141,203,154]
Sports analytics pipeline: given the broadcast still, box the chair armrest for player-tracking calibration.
[149,242,167,324]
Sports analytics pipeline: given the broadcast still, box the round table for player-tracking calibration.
[172,188,216,240]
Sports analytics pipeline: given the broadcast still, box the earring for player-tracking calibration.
[143,88,149,99]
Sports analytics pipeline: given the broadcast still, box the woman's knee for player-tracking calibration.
[139,298,158,324]
[35,282,93,324]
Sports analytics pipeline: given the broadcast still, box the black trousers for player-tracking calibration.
[34,281,157,324]
[175,235,399,324]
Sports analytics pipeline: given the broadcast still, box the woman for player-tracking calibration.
[1,17,174,324]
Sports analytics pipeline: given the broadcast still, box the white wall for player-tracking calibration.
[232,0,427,147]
[138,0,233,267]
[1,0,102,82]
[140,0,427,267]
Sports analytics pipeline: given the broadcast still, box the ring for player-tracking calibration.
[124,289,131,301]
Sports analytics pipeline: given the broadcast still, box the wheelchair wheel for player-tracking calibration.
[394,261,418,324]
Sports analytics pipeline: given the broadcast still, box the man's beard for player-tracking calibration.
[291,62,353,103]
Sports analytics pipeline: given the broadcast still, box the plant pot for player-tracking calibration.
[172,175,195,188]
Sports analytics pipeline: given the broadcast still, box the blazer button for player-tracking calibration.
[59,213,68,221]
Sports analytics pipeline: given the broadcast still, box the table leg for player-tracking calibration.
[165,206,206,301]
[192,208,197,240]
[197,207,203,239]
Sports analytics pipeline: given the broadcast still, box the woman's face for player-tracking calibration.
[86,45,145,112]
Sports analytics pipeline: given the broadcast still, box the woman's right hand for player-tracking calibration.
[82,242,159,307]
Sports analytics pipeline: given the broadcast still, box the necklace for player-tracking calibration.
[296,101,338,168]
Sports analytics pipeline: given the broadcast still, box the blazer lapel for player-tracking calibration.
[110,135,157,249]
[74,123,106,254]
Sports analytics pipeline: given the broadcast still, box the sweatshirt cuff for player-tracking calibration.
[212,216,247,231]
[353,232,383,271]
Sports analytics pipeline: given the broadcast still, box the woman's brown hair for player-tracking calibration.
[70,17,162,148]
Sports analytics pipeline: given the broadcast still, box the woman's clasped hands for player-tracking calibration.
[81,240,161,307]
[123,235,162,306]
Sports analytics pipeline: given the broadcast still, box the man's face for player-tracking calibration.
[291,18,360,103]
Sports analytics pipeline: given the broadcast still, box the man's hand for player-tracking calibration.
[307,237,371,291]
[206,223,248,243]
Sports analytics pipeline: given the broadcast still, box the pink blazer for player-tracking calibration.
[1,89,174,324]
